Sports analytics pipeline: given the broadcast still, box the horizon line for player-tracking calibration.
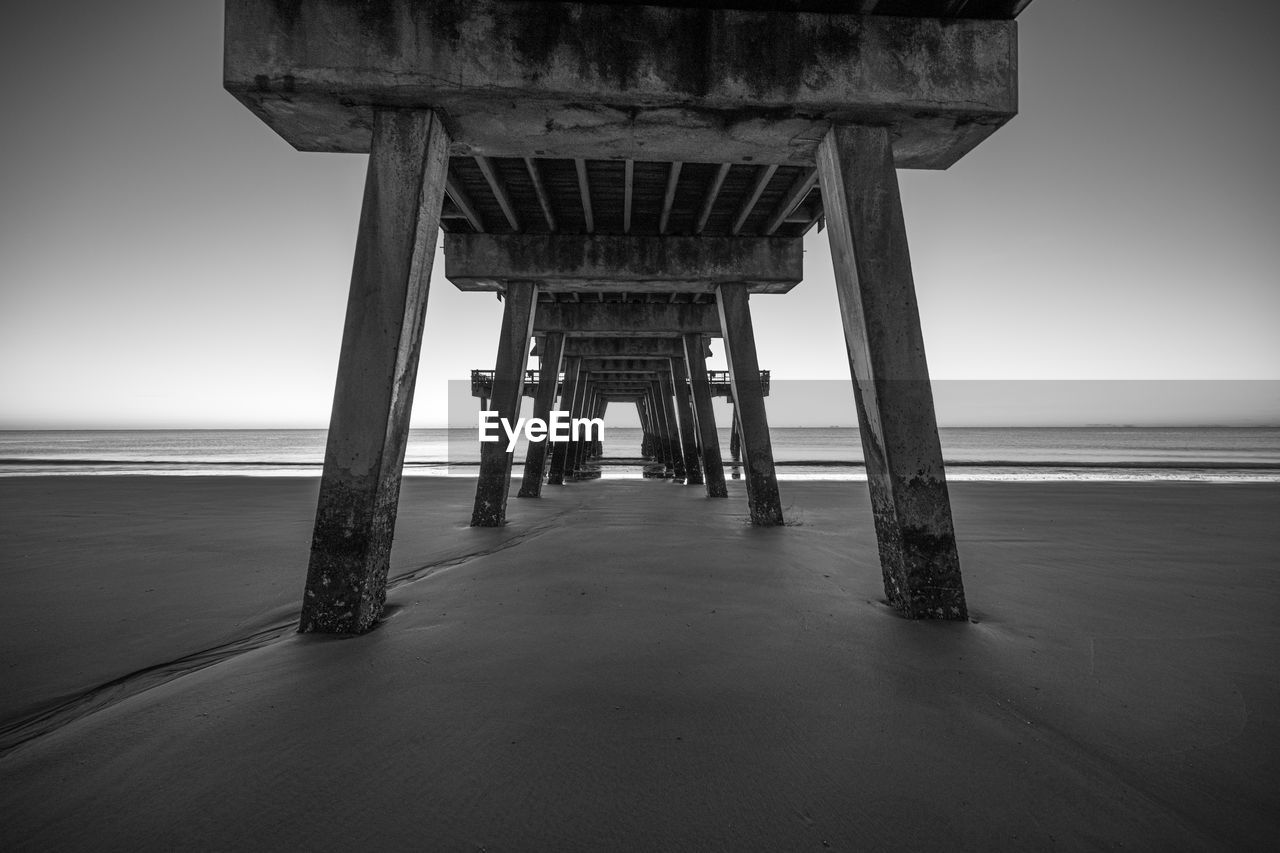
[2,423,1279,431]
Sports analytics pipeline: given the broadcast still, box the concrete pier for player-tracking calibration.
[817,124,967,619]
[471,282,538,527]
[563,365,592,480]
[648,379,673,477]
[659,373,687,482]
[547,356,582,486]
[717,284,783,526]
[225,0,1035,626]
[300,109,449,634]
[684,333,728,498]
[669,356,704,486]
[517,333,565,499]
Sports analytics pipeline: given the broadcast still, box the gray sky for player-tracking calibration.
[1,1,1277,428]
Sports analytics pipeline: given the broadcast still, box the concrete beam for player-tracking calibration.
[225,0,1018,168]
[546,337,712,359]
[581,358,677,373]
[534,303,720,336]
[446,234,802,293]
[582,371,663,381]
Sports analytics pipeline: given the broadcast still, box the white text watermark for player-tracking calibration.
[479,410,604,452]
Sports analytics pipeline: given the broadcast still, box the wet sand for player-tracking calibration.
[1,476,1278,850]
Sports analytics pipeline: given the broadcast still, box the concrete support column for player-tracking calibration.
[594,400,608,459]
[716,284,783,525]
[643,395,660,462]
[547,356,582,485]
[636,398,652,457]
[644,384,663,472]
[471,281,539,526]
[669,356,703,485]
[518,332,565,498]
[660,373,688,482]
[817,123,967,619]
[301,109,449,634]
[649,379,674,477]
[572,386,596,473]
[564,369,591,479]
[683,333,728,498]
[593,397,606,459]
[635,401,649,456]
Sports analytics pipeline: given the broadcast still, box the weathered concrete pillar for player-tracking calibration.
[571,385,597,474]
[593,399,608,459]
[683,333,728,498]
[817,123,967,620]
[637,398,653,457]
[547,355,582,485]
[655,386,676,477]
[635,401,649,456]
[729,413,741,461]
[643,395,660,462]
[659,373,688,481]
[643,385,663,472]
[648,380,673,476]
[593,397,606,459]
[716,284,783,525]
[564,368,592,479]
[301,109,449,634]
[669,356,703,485]
[471,282,538,526]
[517,332,565,498]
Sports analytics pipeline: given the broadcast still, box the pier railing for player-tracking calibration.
[470,369,769,399]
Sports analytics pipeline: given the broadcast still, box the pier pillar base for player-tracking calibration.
[301,109,448,634]
[817,123,967,620]
[471,281,538,526]
[716,284,783,525]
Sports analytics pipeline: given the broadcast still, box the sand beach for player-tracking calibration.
[1,476,1277,850]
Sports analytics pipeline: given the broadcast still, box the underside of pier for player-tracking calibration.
[223,0,1034,631]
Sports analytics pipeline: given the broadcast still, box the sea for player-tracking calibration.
[1,428,1278,482]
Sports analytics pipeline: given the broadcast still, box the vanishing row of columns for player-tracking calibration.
[479,334,741,498]
[468,286,781,532]
[299,109,966,635]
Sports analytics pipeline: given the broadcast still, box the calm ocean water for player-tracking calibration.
[1,428,1278,482]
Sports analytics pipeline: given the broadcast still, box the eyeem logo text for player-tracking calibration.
[479,410,604,452]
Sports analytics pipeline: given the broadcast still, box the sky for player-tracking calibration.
[1,0,1277,428]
